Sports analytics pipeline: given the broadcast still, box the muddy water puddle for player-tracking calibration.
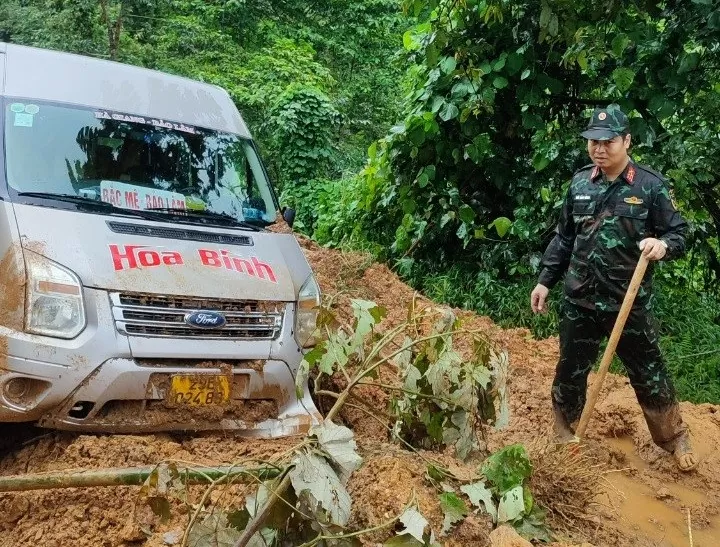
[603,437,720,546]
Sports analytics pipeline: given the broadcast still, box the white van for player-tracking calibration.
[0,42,322,437]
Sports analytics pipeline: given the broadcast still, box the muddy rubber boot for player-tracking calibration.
[552,400,577,443]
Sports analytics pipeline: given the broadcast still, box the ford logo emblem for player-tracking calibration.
[184,311,227,329]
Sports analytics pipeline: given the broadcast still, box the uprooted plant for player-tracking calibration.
[304,297,509,460]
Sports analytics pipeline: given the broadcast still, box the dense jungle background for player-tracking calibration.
[2,0,720,404]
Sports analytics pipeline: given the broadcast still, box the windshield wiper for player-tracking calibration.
[17,192,121,209]
[146,207,261,231]
[16,192,181,222]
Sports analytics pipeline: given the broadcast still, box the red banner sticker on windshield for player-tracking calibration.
[101,181,186,211]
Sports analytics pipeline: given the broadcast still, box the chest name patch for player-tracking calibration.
[575,195,592,201]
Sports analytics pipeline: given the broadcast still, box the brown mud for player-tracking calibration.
[0,244,26,332]
[0,237,716,546]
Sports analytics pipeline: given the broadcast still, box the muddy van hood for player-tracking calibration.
[14,205,307,301]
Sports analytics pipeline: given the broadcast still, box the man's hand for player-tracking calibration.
[531,284,550,314]
[639,238,667,261]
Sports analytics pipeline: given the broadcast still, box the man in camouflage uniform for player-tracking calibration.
[530,104,697,471]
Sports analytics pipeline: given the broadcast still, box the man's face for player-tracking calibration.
[587,134,631,170]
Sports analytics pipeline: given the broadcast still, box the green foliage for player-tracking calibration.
[312,0,720,301]
[267,86,339,187]
[389,307,508,460]
[426,443,551,541]
[654,281,720,404]
[481,444,533,496]
[470,444,551,542]
[300,299,508,460]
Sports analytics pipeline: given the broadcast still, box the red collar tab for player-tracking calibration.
[590,166,600,181]
[624,164,636,185]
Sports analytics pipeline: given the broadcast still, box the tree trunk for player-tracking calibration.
[99,0,124,60]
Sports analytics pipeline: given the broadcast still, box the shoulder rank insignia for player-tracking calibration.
[624,196,643,205]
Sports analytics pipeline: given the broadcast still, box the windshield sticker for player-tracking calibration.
[109,244,278,283]
[100,180,186,211]
[10,103,25,113]
[24,104,40,115]
[13,113,34,127]
[93,110,198,134]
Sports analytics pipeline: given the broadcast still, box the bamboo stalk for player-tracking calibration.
[0,464,281,492]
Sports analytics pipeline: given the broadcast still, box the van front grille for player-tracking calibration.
[106,221,253,246]
[110,292,283,340]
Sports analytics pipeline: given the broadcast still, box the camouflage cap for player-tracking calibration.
[580,104,629,141]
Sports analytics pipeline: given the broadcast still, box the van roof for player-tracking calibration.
[0,42,251,137]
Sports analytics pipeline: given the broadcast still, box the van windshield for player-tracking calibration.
[3,100,277,225]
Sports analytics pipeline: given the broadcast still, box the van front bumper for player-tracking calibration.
[0,287,321,437]
[0,356,321,436]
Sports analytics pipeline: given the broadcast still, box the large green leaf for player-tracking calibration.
[612,67,635,92]
[350,299,386,352]
[498,485,525,522]
[310,421,363,483]
[440,56,457,74]
[490,217,512,237]
[611,34,630,57]
[493,76,509,89]
[481,444,533,494]
[533,153,551,172]
[439,492,468,534]
[458,204,476,223]
[439,103,460,121]
[290,450,352,526]
[678,52,700,74]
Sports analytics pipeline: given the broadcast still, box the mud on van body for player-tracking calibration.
[0,42,322,436]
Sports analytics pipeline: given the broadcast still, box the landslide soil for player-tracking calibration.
[0,236,717,547]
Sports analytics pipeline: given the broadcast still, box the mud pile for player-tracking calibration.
[0,236,717,546]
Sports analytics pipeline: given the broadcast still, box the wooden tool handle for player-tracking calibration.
[574,254,650,439]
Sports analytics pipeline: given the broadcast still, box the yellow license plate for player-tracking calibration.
[168,375,230,406]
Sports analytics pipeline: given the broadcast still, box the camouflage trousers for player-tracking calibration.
[551,300,687,452]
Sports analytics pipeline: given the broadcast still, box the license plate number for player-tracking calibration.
[168,375,230,406]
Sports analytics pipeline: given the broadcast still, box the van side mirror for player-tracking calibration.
[282,207,296,228]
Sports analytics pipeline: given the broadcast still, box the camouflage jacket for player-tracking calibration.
[538,160,688,311]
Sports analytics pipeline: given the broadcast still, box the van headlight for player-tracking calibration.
[25,253,86,339]
[295,275,320,348]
